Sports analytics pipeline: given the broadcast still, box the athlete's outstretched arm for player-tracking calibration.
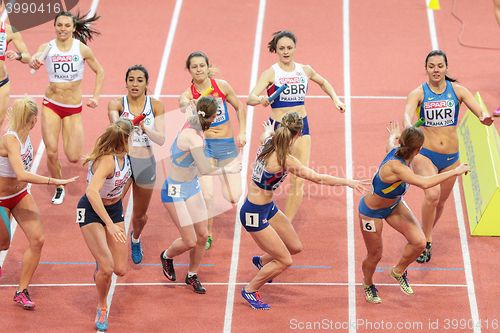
[247,68,274,106]
[285,154,370,193]
[305,65,345,113]
[403,87,423,128]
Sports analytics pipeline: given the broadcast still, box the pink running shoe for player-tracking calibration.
[13,289,35,310]
[493,107,500,117]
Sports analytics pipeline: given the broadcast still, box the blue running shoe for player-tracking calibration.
[95,308,108,331]
[241,289,270,310]
[252,256,263,269]
[252,256,272,283]
[130,231,143,264]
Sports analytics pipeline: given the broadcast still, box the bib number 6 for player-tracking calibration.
[362,219,376,233]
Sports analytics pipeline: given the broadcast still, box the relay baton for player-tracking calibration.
[30,44,52,75]
[201,87,214,96]
[132,113,146,126]
[413,118,425,127]
[268,84,288,103]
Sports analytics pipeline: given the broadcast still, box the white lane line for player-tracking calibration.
[343,0,356,332]
[11,94,407,100]
[425,1,480,332]
[0,281,468,288]
[223,1,266,332]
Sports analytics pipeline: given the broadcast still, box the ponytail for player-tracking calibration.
[257,112,303,169]
[83,119,133,166]
[8,97,38,131]
[187,96,218,131]
[54,11,100,44]
[395,127,424,160]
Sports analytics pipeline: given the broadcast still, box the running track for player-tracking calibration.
[2,1,500,332]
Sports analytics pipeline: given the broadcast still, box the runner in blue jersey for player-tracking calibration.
[160,96,241,294]
[359,122,469,304]
[403,50,493,263]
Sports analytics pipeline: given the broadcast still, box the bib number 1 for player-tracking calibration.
[245,213,259,228]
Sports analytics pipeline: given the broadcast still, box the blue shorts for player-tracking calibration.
[358,196,401,219]
[419,148,459,172]
[161,176,201,203]
[204,137,239,161]
[76,195,124,228]
[272,115,310,136]
[239,199,279,232]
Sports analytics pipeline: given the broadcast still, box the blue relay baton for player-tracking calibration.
[268,84,289,103]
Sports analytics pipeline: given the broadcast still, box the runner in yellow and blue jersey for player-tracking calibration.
[403,50,493,263]
[359,122,469,304]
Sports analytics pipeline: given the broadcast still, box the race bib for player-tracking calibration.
[251,160,265,183]
[168,184,181,198]
[422,100,456,127]
[245,212,259,228]
[212,98,228,124]
[76,208,85,224]
[362,219,376,233]
[132,127,150,147]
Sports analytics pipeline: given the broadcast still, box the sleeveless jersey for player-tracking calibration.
[45,38,85,82]
[0,22,7,61]
[87,155,132,199]
[419,80,460,127]
[119,96,155,147]
[0,131,33,178]
[170,124,203,168]
[191,78,229,127]
[251,141,287,190]
[372,148,409,199]
[267,63,308,109]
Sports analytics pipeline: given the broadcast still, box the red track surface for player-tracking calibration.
[1,1,499,332]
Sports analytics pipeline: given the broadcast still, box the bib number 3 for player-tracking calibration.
[168,184,181,198]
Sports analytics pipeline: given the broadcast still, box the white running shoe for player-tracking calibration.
[51,187,65,205]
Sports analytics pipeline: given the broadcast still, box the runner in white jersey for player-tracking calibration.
[108,65,165,264]
[76,119,133,332]
[0,4,31,130]
[29,11,104,205]
[248,30,345,223]
[0,98,77,310]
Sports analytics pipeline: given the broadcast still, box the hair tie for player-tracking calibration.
[198,110,206,117]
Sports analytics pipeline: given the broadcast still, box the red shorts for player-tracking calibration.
[43,97,82,119]
[0,188,29,210]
